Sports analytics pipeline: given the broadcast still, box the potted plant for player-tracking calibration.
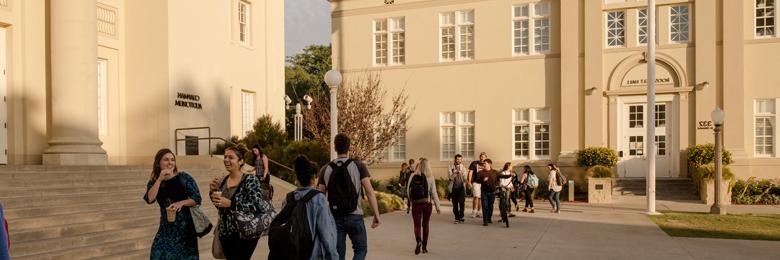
[687,144,734,204]
[577,147,618,203]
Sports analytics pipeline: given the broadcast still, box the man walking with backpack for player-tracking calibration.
[319,133,382,260]
[269,155,338,260]
[448,154,466,223]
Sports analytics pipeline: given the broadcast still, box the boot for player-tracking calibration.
[422,240,428,254]
[415,238,422,255]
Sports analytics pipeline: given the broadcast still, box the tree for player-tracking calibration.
[303,71,412,165]
[285,44,332,139]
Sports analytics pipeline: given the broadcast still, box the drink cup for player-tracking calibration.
[212,191,222,198]
[166,207,177,223]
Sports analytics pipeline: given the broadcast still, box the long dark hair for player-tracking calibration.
[524,165,534,175]
[150,148,178,182]
[252,144,264,157]
[502,162,512,172]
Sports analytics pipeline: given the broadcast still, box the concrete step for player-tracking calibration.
[4,198,141,219]
[0,183,145,197]
[1,190,144,208]
[9,205,156,230]
[14,236,153,260]
[12,223,157,257]
[10,214,158,243]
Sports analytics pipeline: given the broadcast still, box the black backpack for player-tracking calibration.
[268,190,320,260]
[409,174,428,200]
[327,159,359,216]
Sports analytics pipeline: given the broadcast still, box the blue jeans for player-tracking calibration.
[335,214,368,260]
[549,190,561,210]
[481,191,495,224]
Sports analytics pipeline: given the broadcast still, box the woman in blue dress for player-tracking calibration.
[143,148,201,260]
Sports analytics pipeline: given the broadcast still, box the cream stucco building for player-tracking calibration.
[0,0,285,165]
[331,0,780,180]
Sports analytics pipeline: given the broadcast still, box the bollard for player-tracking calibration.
[568,180,575,202]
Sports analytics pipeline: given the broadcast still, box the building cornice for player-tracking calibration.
[332,0,492,18]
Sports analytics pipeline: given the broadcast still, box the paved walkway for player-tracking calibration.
[235,199,780,260]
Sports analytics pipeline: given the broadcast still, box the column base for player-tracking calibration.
[43,153,107,166]
[43,138,107,166]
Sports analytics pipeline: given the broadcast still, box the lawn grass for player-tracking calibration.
[649,212,780,241]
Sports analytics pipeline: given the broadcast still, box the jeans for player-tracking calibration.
[411,202,432,241]
[481,191,495,224]
[549,190,561,210]
[523,188,535,208]
[451,187,465,220]
[335,214,368,260]
[220,234,259,260]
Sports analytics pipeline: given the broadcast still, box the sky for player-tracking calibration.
[285,0,332,58]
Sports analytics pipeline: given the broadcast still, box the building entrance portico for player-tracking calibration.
[616,95,677,178]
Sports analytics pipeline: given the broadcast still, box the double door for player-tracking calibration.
[618,102,671,178]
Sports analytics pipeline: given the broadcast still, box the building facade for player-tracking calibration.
[0,0,285,165]
[331,0,780,180]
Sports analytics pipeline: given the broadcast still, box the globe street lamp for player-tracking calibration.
[324,69,342,160]
[710,107,726,215]
[285,95,313,141]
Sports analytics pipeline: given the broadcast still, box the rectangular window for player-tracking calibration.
[241,91,254,137]
[756,0,776,37]
[97,59,108,136]
[533,2,551,53]
[513,2,550,55]
[606,11,625,47]
[655,104,666,127]
[238,0,250,44]
[513,108,550,160]
[374,18,404,66]
[440,10,474,61]
[655,136,666,156]
[441,111,475,160]
[513,5,529,54]
[755,99,776,157]
[670,5,690,43]
[629,105,643,128]
[388,130,406,162]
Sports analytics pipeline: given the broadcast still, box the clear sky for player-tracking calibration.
[285,0,331,58]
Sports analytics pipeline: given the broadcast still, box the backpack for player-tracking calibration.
[268,190,320,260]
[326,159,359,217]
[555,170,568,187]
[409,174,429,201]
[527,174,539,189]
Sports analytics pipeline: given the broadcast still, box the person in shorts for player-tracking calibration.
[467,152,488,218]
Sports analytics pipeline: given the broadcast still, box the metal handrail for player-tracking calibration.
[174,126,296,171]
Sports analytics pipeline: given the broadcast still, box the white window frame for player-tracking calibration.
[637,8,659,46]
[97,59,108,136]
[606,11,626,47]
[755,0,777,38]
[440,13,457,61]
[439,10,474,62]
[238,0,251,44]
[754,99,778,157]
[440,111,475,161]
[374,17,405,66]
[512,108,550,160]
[669,5,690,43]
[512,2,551,56]
[387,129,406,162]
[241,91,255,137]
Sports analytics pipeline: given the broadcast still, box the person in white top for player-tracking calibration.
[406,158,441,255]
[499,162,516,217]
[547,163,564,213]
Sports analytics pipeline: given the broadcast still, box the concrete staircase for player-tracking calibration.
[0,164,296,259]
[612,178,699,201]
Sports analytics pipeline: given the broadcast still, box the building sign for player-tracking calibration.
[621,63,675,87]
[697,120,713,130]
[624,77,672,86]
[175,92,203,109]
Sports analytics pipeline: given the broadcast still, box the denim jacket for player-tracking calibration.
[283,187,339,260]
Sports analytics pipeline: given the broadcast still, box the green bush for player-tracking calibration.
[587,165,615,178]
[435,177,450,199]
[691,163,735,195]
[687,144,733,171]
[384,176,403,197]
[361,192,404,217]
[577,147,618,168]
[732,178,780,205]
[370,179,381,191]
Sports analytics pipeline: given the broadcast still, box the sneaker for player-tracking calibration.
[476,213,482,218]
[459,219,465,223]
[555,209,561,214]
[454,220,459,224]
[522,208,528,212]
[529,209,535,213]
[509,213,516,217]
[471,211,476,218]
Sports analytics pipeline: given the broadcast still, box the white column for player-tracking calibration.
[43,0,107,165]
[646,0,658,215]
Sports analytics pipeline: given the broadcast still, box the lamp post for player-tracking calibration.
[710,107,726,215]
[324,69,342,160]
[285,95,313,141]
[645,0,659,215]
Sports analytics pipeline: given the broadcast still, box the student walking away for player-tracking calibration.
[210,145,274,260]
[318,133,382,260]
[547,163,566,213]
[252,144,274,201]
[399,162,411,207]
[406,158,441,255]
[448,154,467,223]
[476,159,511,226]
[467,152,488,218]
[520,165,538,213]
[143,148,201,260]
[499,162,517,217]
[268,155,338,260]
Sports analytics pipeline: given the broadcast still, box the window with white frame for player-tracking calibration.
[97,59,108,136]
[241,91,255,137]
[756,0,776,37]
[387,130,406,162]
[669,5,690,43]
[440,10,474,61]
[374,17,405,66]
[513,108,550,160]
[637,8,658,45]
[513,2,550,55]
[755,99,775,157]
[606,11,625,47]
[238,0,250,44]
[441,111,475,160]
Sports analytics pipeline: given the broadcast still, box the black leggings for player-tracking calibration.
[523,188,534,208]
[220,233,259,260]
[510,190,519,208]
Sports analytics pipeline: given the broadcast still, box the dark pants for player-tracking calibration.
[549,190,561,210]
[411,202,432,241]
[523,188,535,208]
[220,234,259,260]
[481,190,495,224]
[335,214,368,260]
[451,187,465,220]
[510,189,519,209]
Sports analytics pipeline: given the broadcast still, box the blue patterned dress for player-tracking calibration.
[143,172,201,260]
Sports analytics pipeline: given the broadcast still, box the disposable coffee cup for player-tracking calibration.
[166,207,177,223]
[213,191,222,198]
